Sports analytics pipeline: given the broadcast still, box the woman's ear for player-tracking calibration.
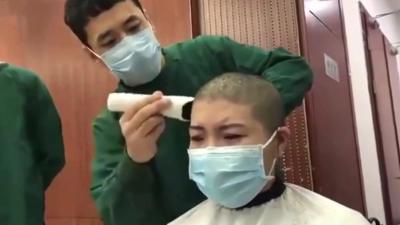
[277,126,291,156]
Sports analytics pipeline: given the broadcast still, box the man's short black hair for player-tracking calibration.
[64,0,144,46]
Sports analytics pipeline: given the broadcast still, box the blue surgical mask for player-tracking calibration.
[101,28,163,87]
[188,130,278,209]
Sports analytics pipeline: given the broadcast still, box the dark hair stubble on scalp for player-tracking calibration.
[194,72,285,134]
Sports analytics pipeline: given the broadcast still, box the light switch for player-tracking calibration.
[324,53,340,82]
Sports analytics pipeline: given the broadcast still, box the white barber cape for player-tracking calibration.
[168,184,370,225]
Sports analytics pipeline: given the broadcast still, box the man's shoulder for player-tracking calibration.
[191,35,231,44]
[165,35,231,52]
[0,63,44,92]
[0,61,7,69]
[0,64,38,79]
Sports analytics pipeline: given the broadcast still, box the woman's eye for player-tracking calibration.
[224,134,243,140]
[190,136,204,142]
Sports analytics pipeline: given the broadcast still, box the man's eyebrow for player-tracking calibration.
[123,15,140,26]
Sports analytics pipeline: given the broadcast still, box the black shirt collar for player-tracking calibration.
[235,178,286,210]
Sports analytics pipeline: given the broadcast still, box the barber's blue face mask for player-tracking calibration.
[188,130,278,209]
[101,28,163,87]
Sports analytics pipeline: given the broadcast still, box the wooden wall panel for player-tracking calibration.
[142,0,192,46]
[0,0,192,224]
[199,0,313,189]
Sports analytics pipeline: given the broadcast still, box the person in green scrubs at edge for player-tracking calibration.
[0,62,65,225]
[63,0,313,224]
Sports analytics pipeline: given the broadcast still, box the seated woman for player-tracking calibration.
[169,73,370,225]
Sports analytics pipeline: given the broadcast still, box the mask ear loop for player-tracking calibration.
[85,46,103,59]
[262,129,279,149]
[267,158,277,176]
[85,47,115,72]
[85,46,112,67]
[262,128,280,176]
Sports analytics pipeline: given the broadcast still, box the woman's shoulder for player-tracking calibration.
[285,183,370,225]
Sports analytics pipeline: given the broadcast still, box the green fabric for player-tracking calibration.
[0,64,65,225]
[91,36,313,225]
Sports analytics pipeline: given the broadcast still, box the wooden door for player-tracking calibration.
[0,0,192,224]
[362,8,400,224]
[301,0,366,213]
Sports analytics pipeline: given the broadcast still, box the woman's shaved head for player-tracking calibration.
[194,73,285,133]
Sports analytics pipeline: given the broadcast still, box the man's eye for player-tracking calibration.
[127,24,140,33]
[102,39,117,47]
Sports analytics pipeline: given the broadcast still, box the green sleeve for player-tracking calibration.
[91,110,167,225]
[25,70,65,189]
[203,36,313,115]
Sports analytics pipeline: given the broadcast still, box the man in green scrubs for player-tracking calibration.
[63,0,313,224]
[0,62,65,225]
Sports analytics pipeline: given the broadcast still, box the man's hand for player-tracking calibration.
[119,91,171,163]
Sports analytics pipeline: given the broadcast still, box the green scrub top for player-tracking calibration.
[0,63,65,225]
[91,36,313,225]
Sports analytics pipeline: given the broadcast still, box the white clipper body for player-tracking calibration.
[107,93,194,121]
